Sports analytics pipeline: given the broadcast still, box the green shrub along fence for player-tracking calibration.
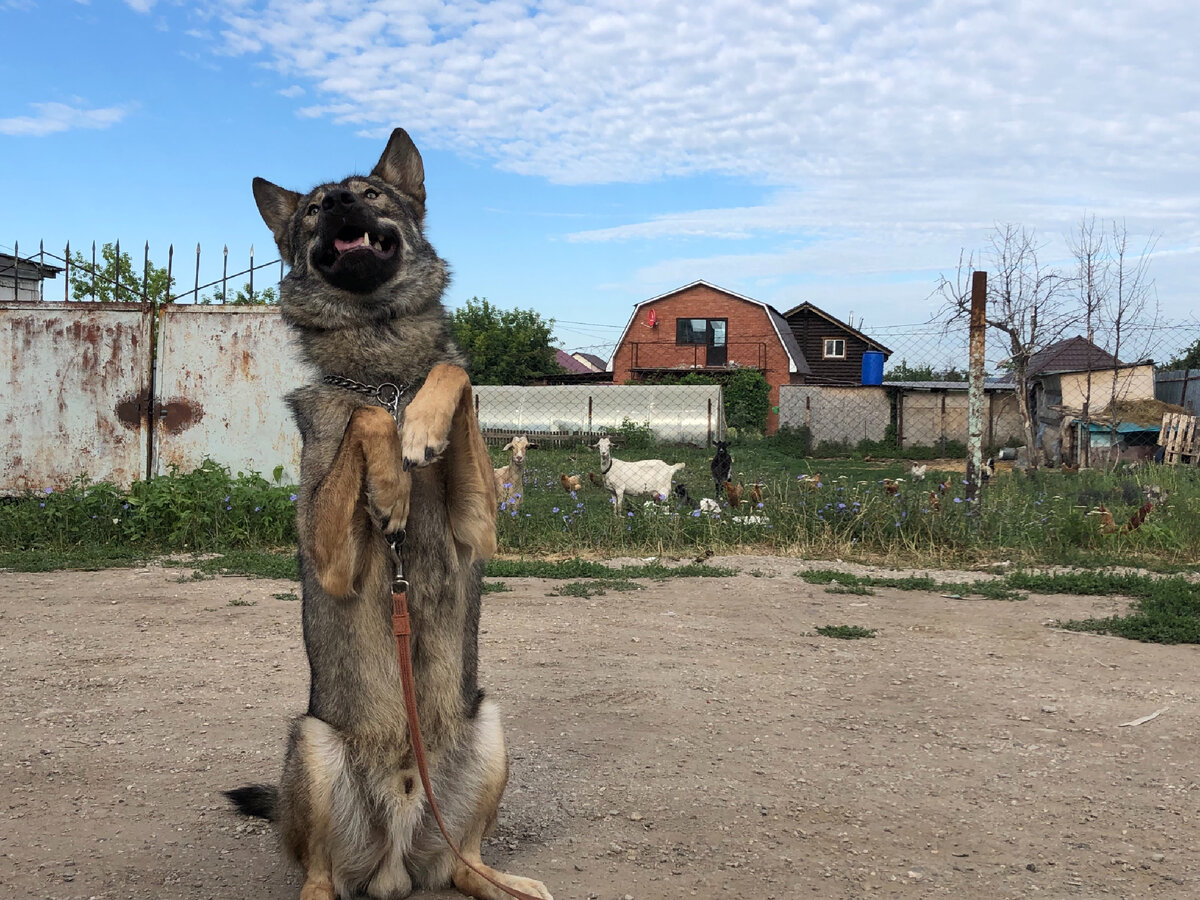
[4,445,1199,571]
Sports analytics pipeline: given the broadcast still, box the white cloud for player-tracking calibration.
[210,1,1200,186]
[0,102,131,137]
[207,0,1200,322]
[124,0,155,11]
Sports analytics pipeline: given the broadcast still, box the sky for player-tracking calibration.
[3,0,1199,365]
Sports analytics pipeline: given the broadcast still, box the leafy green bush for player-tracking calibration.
[724,369,770,434]
[766,425,812,457]
[0,459,296,553]
[605,417,656,450]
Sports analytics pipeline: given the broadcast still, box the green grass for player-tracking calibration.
[816,624,877,639]
[5,450,1200,571]
[494,443,1200,568]
[161,550,299,580]
[824,583,875,595]
[549,579,644,598]
[483,558,737,579]
[0,546,148,572]
[801,568,1027,602]
[1021,572,1200,645]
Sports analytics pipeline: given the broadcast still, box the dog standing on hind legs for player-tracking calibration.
[224,127,552,900]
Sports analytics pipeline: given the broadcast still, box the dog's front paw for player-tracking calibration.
[400,404,452,470]
[367,485,409,536]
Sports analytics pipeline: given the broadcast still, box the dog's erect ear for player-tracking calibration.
[372,128,426,208]
[252,177,302,262]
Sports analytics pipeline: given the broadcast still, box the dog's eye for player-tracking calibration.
[306,203,319,216]
[363,189,379,200]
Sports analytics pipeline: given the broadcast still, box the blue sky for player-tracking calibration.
[4,0,1198,363]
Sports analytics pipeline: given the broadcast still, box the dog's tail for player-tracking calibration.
[224,783,279,821]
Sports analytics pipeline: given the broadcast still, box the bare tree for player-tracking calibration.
[1068,215,1106,466]
[936,224,1075,467]
[1068,217,1158,467]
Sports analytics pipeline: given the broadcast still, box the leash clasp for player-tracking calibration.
[387,529,407,591]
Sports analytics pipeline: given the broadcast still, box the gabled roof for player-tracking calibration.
[572,351,608,372]
[555,349,595,374]
[610,280,811,375]
[1026,335,1122,376]
[994,336,1133,386]
[780,301,893,357]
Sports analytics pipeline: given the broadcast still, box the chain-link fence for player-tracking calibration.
[772,320,1200,463]
[475,384,725,447]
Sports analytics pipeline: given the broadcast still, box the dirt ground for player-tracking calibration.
[2,557,1198,900]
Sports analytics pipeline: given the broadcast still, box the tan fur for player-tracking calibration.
[227,128,550,900]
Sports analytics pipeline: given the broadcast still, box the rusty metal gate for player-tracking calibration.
[153,305,305,484]
[2,302,305,494]
[2,301,153,492]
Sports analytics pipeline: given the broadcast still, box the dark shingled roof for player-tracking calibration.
[1026,335,1122,376]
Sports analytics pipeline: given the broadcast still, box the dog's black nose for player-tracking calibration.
[322,190,357,213]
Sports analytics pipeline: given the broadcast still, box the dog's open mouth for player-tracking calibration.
[318,227,398,270]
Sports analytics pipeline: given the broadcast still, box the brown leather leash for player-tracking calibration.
[387,534,544,900]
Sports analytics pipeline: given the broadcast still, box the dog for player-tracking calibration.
[224,128,552,900]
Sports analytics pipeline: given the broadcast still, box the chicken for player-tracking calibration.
[723,481,745,507]
[928,490,941,511]
[799,473,822,491]
[587,471,605,488]
[909,463,927,481]
[881,478,902,496]
[981,457,995,482]
[749,481,764,504]
[1092,501,1156,534]
[560,473,582,493]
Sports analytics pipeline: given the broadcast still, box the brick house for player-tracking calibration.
[780,301,893,385]
[608,281,810,433]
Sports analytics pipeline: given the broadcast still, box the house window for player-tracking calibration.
[822,338,846,359]
[676,318,727,346]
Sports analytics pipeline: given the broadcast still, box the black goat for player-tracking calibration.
[710,441,733,494]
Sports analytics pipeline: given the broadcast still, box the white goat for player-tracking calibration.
[493,435,535,508]
[594,436,685,513]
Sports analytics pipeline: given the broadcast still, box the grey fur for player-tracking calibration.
[228,129,550,900]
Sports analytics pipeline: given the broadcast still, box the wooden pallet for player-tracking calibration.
[1159,413,1199,465]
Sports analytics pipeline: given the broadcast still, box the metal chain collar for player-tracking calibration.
[322,374,407,419]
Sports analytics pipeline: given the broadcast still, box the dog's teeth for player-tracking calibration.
[363,231,370,246]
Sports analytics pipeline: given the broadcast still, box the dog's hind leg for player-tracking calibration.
[280,717,363,900]
[448,705,553,900]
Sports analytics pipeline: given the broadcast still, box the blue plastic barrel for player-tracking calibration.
[861,351,884,385]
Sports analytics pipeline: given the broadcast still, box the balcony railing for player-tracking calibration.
[628,341,768,371]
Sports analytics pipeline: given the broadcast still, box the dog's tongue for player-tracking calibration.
[334,234,368,254]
